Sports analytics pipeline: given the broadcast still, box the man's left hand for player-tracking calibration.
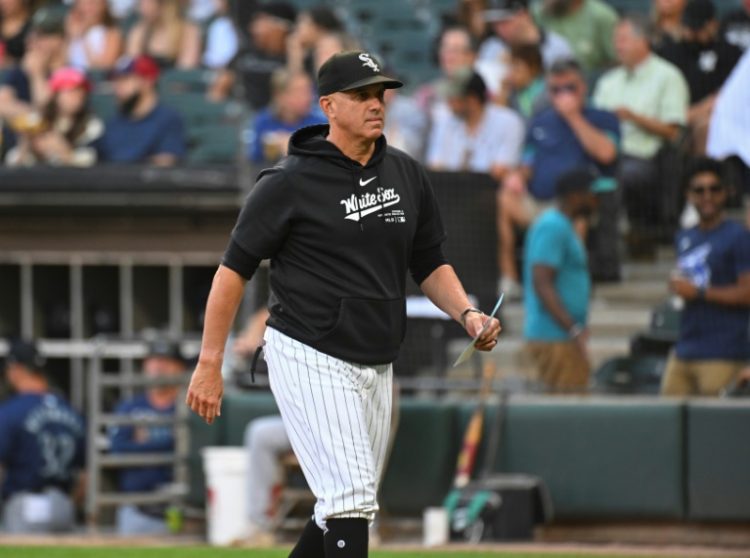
[670,276,699,300]
[464,312,502,351]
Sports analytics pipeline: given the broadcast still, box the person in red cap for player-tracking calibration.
[5,67,103,167]
[98,54,186,166]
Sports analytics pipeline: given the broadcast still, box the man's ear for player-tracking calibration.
[319,95,334,120]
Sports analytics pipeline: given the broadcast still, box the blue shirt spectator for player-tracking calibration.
[246,68,326,164]
[675,220,750,360]
[523,106,620,200]
[109,394,175,493]
[498,59,621,297]
[662,158,750,397]
[100,103,186,164]
[107,339,185,535]
[247,107,326,163]
[99,55,186,166]
[524,208,591,340]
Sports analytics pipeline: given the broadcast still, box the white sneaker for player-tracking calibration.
[499,277,522,301]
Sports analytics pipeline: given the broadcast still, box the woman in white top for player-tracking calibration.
[66,0,123,70]
[202,0,238,69]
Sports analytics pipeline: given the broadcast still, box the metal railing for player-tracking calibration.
[84,340,191,529]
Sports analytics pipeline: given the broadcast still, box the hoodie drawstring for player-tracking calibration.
[352,167,364,232]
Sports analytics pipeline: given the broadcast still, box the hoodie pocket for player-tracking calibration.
[316,297,406,364]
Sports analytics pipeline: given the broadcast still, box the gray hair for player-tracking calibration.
[619,13,652,40]
[547,58,584,78]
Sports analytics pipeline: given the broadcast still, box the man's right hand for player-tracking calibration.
[186,361,224,425]
[573,328,590,360]
[552,91,582,120]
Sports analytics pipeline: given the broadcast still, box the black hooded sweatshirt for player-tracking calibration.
[222,124,448,365]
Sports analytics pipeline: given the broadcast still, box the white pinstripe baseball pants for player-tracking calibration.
[263,327,393,531]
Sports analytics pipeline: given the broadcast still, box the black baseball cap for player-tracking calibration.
[683,0,716,30]
[556,168,596,198]
[6,339,46,374]
[484,0,528,21]
[145,339,185,363]
[317,51,403,96]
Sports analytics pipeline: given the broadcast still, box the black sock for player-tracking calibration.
[324,518,368,558]
[288,518,325,558]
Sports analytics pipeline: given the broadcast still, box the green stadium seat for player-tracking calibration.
[89,92,117,121]
[159,68,215,96]
[187,122,240,164]
[593,356,666,395]
[161,93,238,126]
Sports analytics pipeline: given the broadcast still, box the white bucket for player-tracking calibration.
[202,446,249,546]
[423,506,449,547]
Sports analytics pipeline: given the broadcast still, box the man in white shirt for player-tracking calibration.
[426,68,525,183]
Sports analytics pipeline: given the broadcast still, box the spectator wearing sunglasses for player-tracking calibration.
[498,59,620,298]
[662,158,750,396]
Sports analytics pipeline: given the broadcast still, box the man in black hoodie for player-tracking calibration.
[186,51,501,558]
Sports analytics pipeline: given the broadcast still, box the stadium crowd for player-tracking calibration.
[1,0,750,538]
[0,0,747,257]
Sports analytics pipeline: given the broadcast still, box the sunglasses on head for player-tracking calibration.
[550,83,577,95]
[690,182,723,195]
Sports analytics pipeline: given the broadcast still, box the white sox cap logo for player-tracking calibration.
[359,53,380,73]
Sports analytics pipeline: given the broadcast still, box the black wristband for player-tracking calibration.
[696,286,706,301]
[460,307,483,326]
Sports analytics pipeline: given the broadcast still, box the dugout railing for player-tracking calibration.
[84,339,192,529]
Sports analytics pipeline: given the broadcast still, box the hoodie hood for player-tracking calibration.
[288,124,388,169]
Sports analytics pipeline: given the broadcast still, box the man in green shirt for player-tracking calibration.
[533,0,618,74]
[593,14,689,254]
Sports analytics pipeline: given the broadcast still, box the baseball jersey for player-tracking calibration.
[0,392,85,500]
[674,220,750,361]
[109,395,175,493]
[225,124,447,365]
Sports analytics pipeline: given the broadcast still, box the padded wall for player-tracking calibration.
[687,400,750,521]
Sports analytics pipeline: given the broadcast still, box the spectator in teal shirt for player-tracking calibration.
[523,168,597,393]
